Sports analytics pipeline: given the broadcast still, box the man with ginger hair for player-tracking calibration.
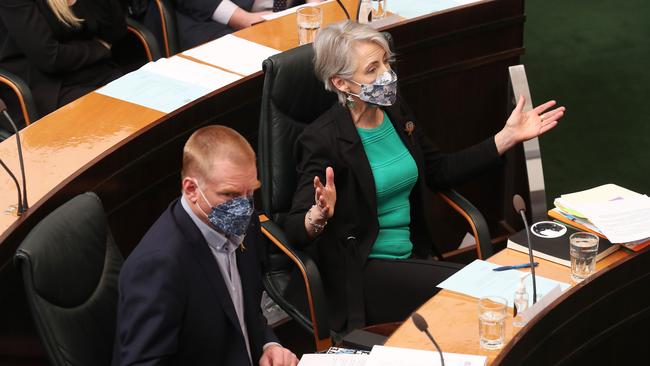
[113,125,298,366]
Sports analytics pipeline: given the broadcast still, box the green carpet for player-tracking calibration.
[523,0,650,204]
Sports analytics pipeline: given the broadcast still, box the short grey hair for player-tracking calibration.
[313,20,394,105]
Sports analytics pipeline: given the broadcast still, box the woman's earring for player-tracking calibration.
[345,94,355,109]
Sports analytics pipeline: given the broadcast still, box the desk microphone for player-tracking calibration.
[411,313,445,366]
[334,0,351,20]
[0,98,28,215]
[513,194,537,303]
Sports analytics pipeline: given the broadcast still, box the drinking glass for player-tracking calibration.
[296,6,322,45]
[570,232,599,282]
[478,296,507,350]
[372,0,387,19]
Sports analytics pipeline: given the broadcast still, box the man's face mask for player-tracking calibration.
[195,182,254,237]
[348,69,398,106]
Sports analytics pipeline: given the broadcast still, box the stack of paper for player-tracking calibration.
[551,184,650,250]
[97,56,241,113]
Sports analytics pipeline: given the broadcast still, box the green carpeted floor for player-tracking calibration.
[523,0,650,204]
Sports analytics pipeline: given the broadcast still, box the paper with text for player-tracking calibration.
[298,353,368,366]
[97,56,241,113]
[437,260,570,307]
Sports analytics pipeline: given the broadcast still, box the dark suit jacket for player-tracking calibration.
[152,0,305,51]
[284,99,504,331]
[113,198,278,366]
[0,0,125,118]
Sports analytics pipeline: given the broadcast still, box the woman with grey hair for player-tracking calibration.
[284,20,565,332]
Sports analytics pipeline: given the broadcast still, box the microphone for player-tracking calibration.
[411,313,445,366]
[334,0,351,20]
[0,98,28,214]
[513,194,537,304]
[0,159,23,214]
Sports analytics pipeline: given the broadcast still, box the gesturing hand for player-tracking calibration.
[495,95,566,155]
[313,167,336,220]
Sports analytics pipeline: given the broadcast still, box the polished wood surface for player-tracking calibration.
[0,94,163,258]
[0,0,528,361]
[384,248,630,364]
[236,0,358,51]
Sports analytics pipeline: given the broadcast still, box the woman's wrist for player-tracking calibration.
[494,127,517,156]
[306,205,328,233]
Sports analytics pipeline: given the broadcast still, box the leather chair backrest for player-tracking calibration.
[15,192,124,366]
[258,43,337,225]
[143,0,179,57]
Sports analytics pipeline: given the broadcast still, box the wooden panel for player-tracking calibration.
[385,248,631,365]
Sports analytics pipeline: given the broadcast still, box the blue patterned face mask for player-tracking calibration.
[348,69,398,106]
[196,185,254,237]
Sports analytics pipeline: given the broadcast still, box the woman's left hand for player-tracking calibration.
[495,95,565,155]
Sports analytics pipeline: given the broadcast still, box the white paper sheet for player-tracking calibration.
[96,56,241,113]
[365,346,486,366]
[261,0,334,21]
[140,56,241,90]
[437,260,570,307]
[298,353,368,366]
[388,0,482,19]
[97,70,211,113]
[183,34,280,75]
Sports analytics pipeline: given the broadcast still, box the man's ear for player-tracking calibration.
[331,76,349,94]
[182,177,199,204]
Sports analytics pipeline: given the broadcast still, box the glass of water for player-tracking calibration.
[296,6,322,45]
[569,232,599,282]
[372,0,387,19]
[478,296,507,350]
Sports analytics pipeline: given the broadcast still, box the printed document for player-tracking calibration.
[97,56,241,113]
[437,260,570,307]
[298,353,367,366]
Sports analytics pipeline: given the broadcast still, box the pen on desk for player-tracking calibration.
[492,262,539,271]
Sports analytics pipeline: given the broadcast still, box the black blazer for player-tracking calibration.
[160,0,305,51]
[284,99,504,331]
[0,0,126,117]
[113,198,278,366]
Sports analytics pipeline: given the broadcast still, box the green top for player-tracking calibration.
[357,112,418,259]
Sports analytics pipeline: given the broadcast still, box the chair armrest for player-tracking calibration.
[437,189,494,259]
[259,214,332,351]
[126,17,162,61]
[0,68,39,125]
[153,0,180,57]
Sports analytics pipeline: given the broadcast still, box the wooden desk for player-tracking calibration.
[0,0,527,359]
[0,0,527,261]
[385,248,632,364]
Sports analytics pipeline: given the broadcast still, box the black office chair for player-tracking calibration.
[140,0,180,58]
[257,35,493,351]
[14,192,124,366]
[0,18,160,136]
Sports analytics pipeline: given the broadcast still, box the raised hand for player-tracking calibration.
[495,95,566,155]
[313,166,336,220]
